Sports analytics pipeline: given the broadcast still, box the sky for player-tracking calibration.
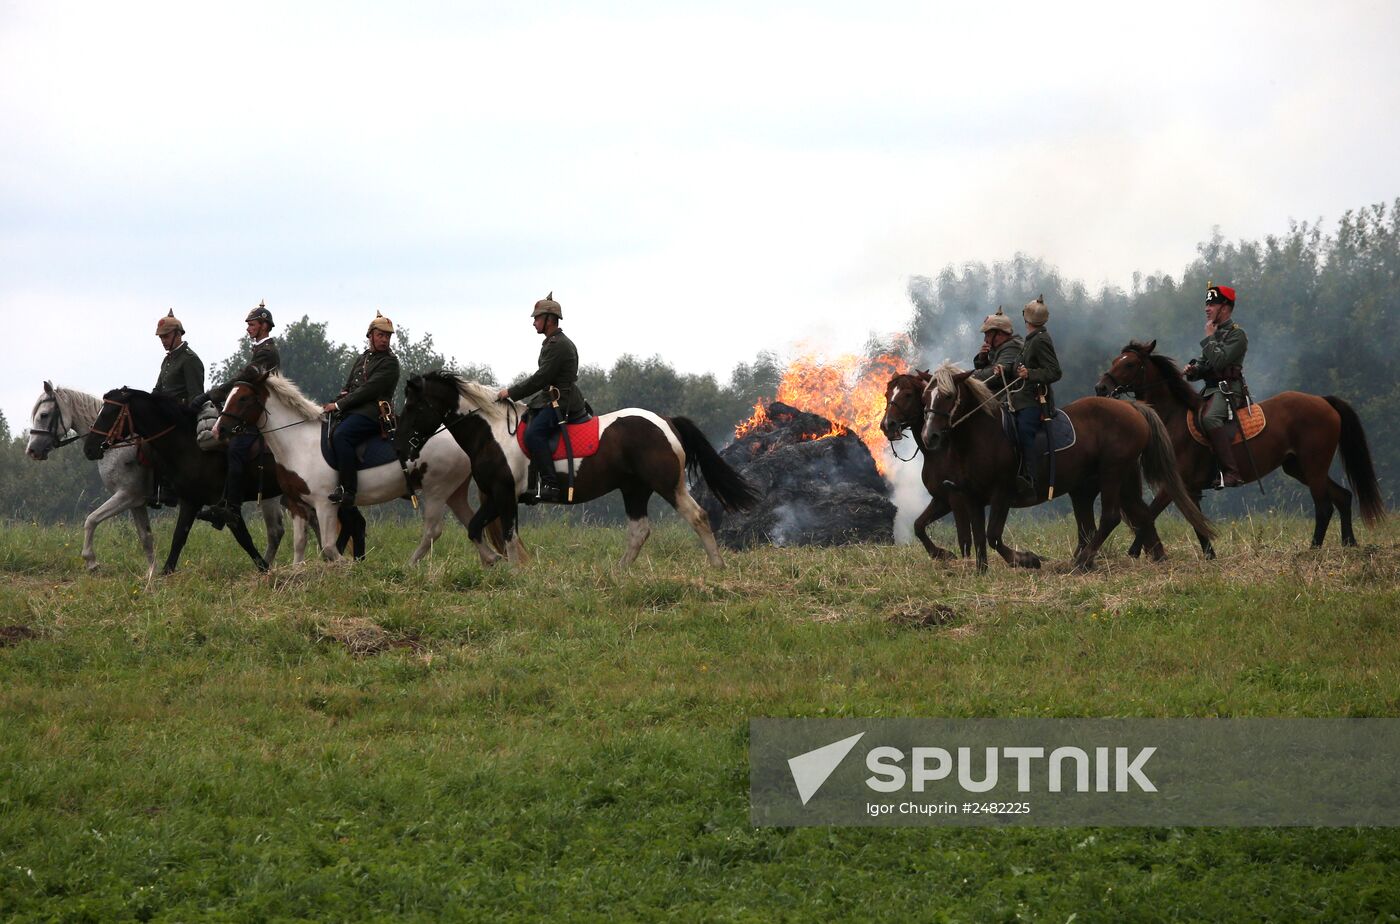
[4,0,1399,431]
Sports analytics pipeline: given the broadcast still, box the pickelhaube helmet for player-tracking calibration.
[367,310,395,336]
[1022,294,1049,326]
[531,291,562,320]
[155,309,184,337]
[980,305,1013,335]
[245,299,274,329]
[1205,282,1236,307]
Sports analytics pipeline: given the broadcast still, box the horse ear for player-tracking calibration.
[1145,339,1157,353]
[43,380,54,395]
[954,370,974,384]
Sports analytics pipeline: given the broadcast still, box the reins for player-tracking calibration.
[91,397,177,450]
[29,394,84,447]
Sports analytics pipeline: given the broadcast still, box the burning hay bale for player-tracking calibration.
[695,401,896,549]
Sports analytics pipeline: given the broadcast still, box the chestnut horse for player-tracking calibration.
[1095,340,1385,554]
[920,363,1212,571]
[396,372,758,568]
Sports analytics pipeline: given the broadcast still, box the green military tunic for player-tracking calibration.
[1191,320,1247,432]
[1014,329,1061,413]
[972,335,1023,391]
[230,337,281,382]
[337,349,401,419]
[507,328,587,418]
[153,342,204,403]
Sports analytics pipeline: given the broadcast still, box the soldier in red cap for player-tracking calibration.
[1185,283,1248,487]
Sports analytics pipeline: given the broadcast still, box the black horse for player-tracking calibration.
[83,387,364,573]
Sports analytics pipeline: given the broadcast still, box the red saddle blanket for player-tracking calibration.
[516,418,602,460]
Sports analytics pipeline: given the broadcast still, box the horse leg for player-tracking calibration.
[290,510,308,566]
[988,498,1040,569]
[1281,457,1334,548]
[225,509,271,572]
[913,496,955,561]
[467,493,506,567]
[671,485,725,568]
[1328,477,1356,547]
[81,491,143,572]
[315,502,343,562]
[409,493,448,565]
[1070,488,1098,559]
[257,497,284,564]
[1074,469,1123,572]
[619,486,654,568]
[129,503,157,580]
[967,501,989,573]
[161,499,200,575]
[1191,490,1216,559]
[1119,481,1165,562]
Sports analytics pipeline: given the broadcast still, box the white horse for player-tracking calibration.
[25,381,285,578]
[215,372,493,564]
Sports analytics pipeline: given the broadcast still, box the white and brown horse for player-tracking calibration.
[396,372,759,568]
[217,372,493,564]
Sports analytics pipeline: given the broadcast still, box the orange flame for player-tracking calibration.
[734,344,910,476]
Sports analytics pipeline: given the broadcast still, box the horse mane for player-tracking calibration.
[1122,340,1202,411]
[34,386,104,431]
[930,360,998,418]
[421,370,516,423]
[261,374,328,421]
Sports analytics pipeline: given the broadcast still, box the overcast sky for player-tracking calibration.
[4,0,1399,430]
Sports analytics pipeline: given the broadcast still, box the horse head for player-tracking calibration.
[85,387,134,460]
[398,373,455,461]
[881,370,930,440]
[215,370,271,440]
[1095,339,1157,397]
[26,380,67,460]
[920,367,974,451]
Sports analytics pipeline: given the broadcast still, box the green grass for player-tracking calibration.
[2,513,1399,921]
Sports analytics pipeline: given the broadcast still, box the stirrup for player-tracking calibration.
[328,485,356,505]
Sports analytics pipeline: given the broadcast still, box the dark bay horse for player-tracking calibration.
[1095,340,1385,553]
[84,387,293,574]
[920,363,1213,571]
[882,370,1103,562]
[397,372,759,568]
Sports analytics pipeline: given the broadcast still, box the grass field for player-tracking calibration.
[2,512,1399,921]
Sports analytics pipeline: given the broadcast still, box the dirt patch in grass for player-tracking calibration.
[316,617,422,657]
[887,603,958,629]
[0,625,38,646]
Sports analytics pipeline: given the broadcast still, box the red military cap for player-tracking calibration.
[1205,283,1236,306]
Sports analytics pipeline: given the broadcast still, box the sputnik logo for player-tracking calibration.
[788,732,865,805]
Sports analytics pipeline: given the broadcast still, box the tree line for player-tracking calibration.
[3,198,1395,523]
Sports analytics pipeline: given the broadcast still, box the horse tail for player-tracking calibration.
[1130,400,1216,540]
[1324,396,1386,527]
[668,416,760,511]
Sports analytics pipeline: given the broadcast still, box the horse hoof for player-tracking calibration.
[85,561,100,572]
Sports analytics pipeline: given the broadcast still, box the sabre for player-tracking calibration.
[1222,384,1265,496]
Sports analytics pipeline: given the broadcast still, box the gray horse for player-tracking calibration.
[25,381,284,578]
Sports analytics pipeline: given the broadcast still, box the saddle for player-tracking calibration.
[1188,403,1265,446]
[516,412,602,461]
[321,419,400,470]
[1002,408,1076,455]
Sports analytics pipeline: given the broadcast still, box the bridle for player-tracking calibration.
[29,394,83,449]
[89,393,176,451]
[402,390,480,462]
[883,379,925,461]
[218,381,268,437]
[1101,350,1167,398]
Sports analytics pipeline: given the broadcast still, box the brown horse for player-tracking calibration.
[880,371,970,560]
[919,363,1213,571]
[1095,340,1385,553]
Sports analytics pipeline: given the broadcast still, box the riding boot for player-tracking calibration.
[329,463,358,506]
[535,461,565,504]
[1206,425,1244,488]
[198,468,244,529]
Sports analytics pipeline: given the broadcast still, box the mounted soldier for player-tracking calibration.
[322,311,401,507]
[151,309,205,507]
[196,300,281,525]
[1185,283,1248,487]
[1014,295,1062,494]
[496,291,587,504]
[971,306,1023,395]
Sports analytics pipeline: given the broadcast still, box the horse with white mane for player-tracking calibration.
[217,371,496,563]
[26,380,283,578]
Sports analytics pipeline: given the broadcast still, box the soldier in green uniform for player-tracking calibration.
[197,300,281,524]
[149,309,205,506]
[496,292,587,503]
[1185,283,1247,487]
[322,312,401,506]
[1014,295,1062,493]
[972,306,1023,391]
[153,310,204,403]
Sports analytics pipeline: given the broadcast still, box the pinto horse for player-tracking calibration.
[396,372,759,568]
[1095,340,1385,553]
[84,387,295,574]
[882,370,1104,561]
[919,363,1213,572]
[218,371,506,564]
